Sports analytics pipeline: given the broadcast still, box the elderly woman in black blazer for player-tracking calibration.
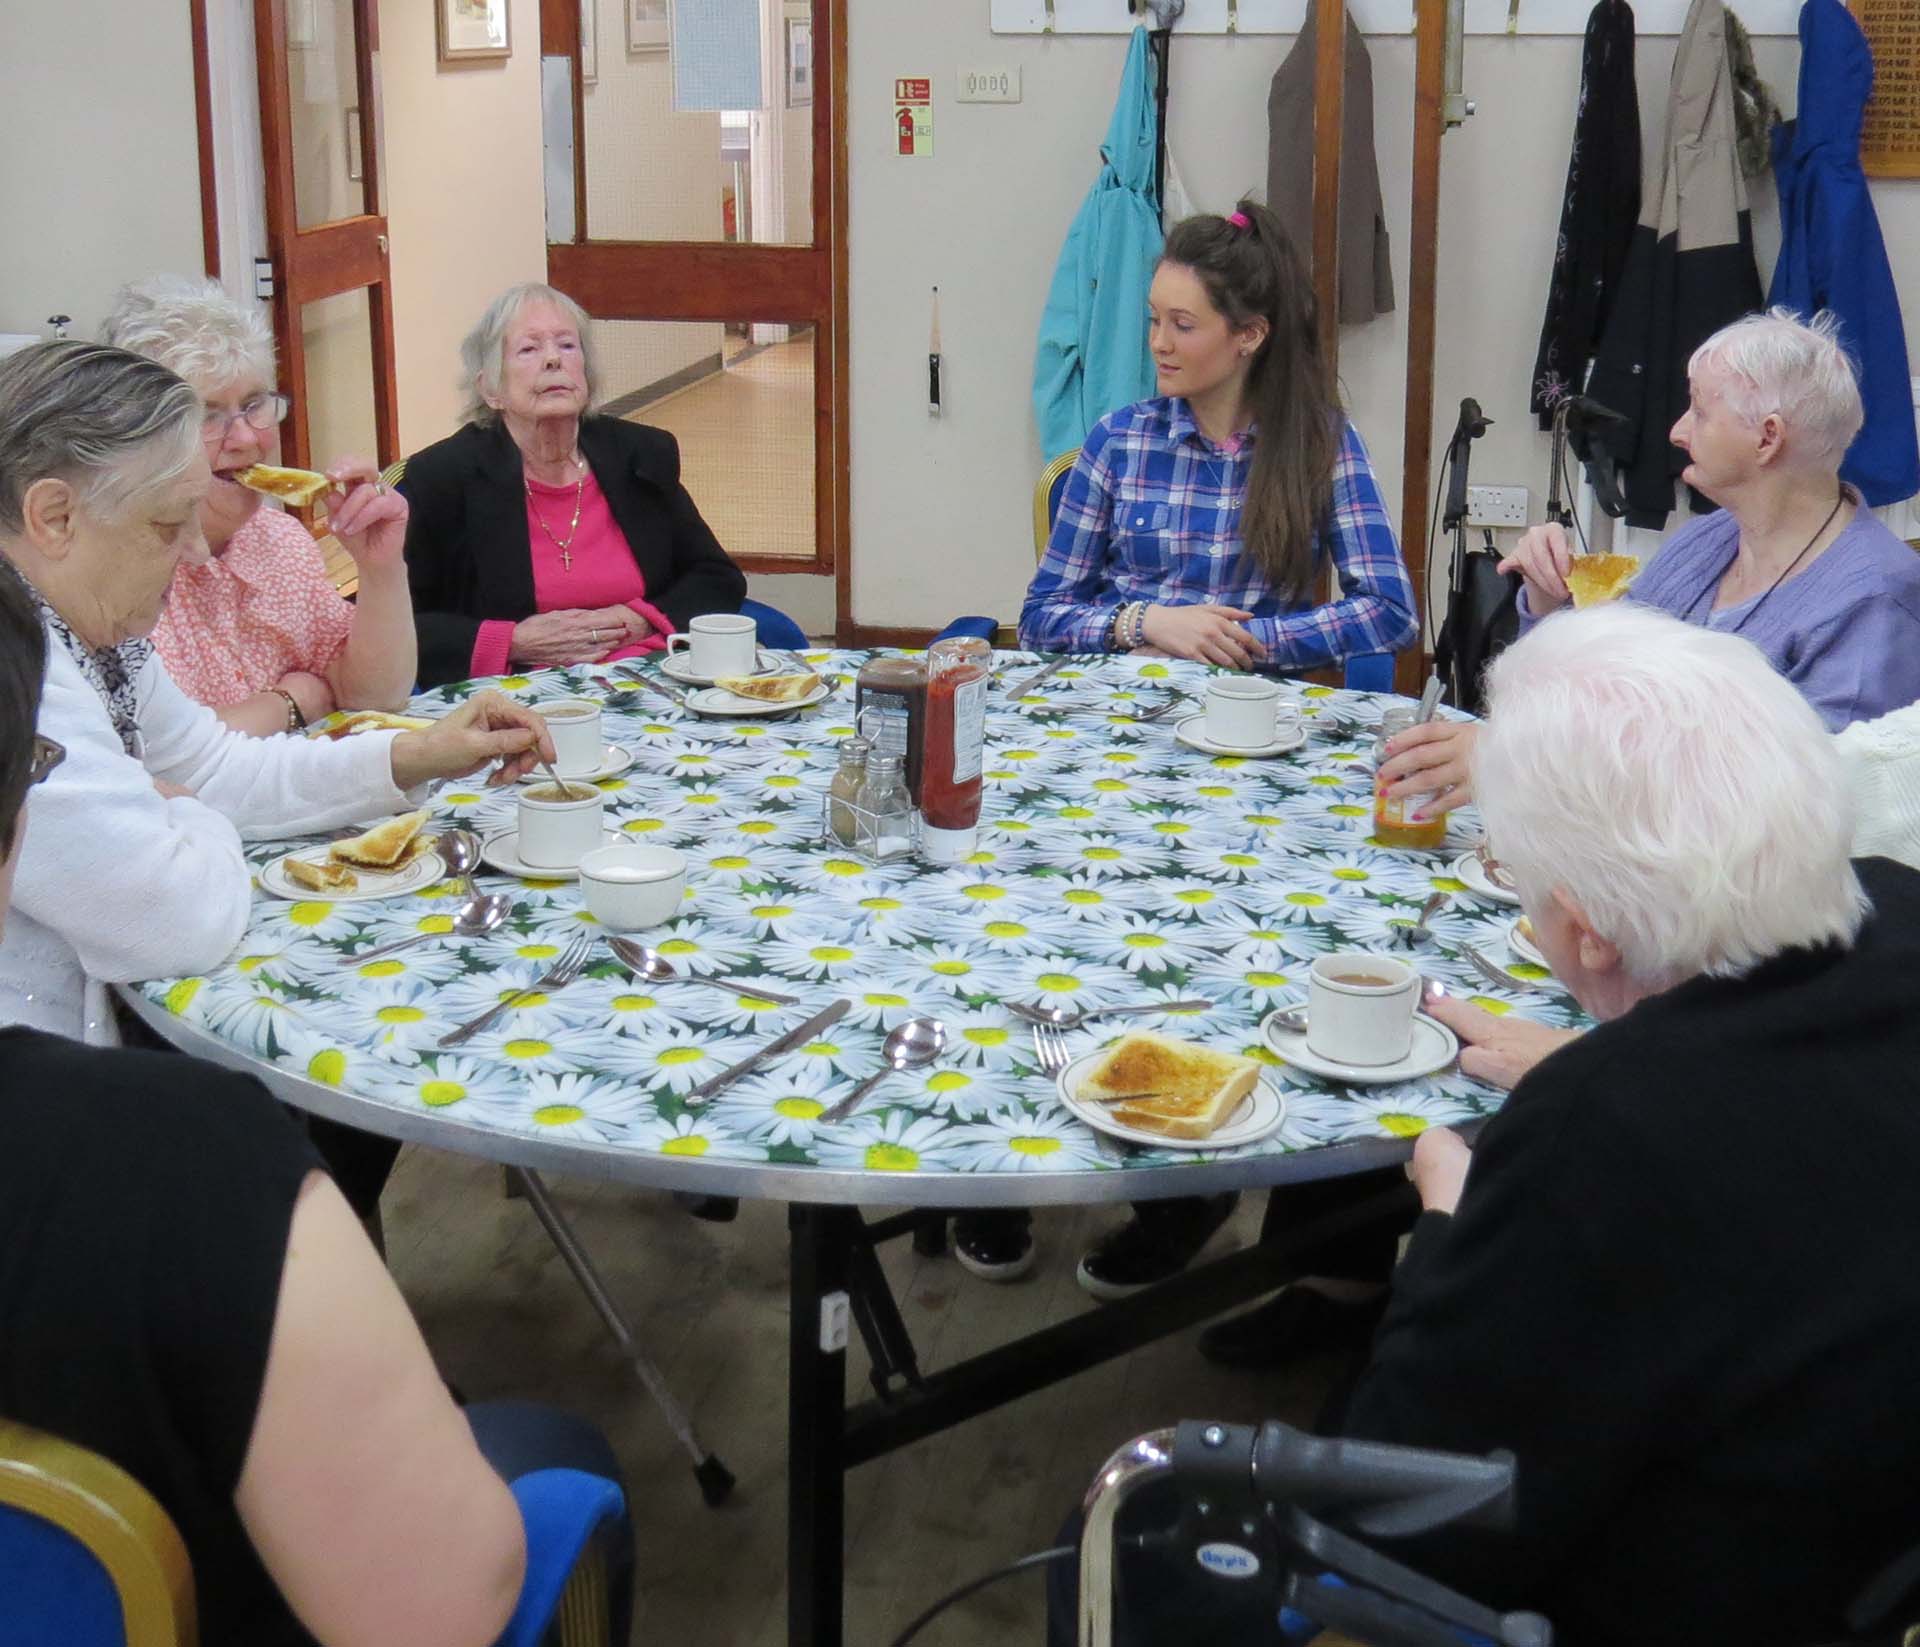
[400,282,745,687]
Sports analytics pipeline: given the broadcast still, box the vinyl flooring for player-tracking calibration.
[381,1149,1345,1647]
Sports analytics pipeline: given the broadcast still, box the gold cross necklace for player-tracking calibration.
[526,452,586,570]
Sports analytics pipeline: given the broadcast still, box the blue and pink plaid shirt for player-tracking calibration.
[1019,397,1418,670]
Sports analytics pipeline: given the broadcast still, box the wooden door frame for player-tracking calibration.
[251,0,401,469]
[539,0,851,638]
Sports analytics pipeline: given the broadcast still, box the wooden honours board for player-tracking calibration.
[1853,0,1920,177]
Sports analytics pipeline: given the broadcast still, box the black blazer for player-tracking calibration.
[399,416,746,686]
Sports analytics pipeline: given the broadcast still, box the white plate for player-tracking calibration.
[1054,1050,1288,1152]
[1508,916,1549,970]
[479,827,627,882]
[515,743,634,784]
[260,847,444,903]
[1259,1010,1460,1085]
[684,680,831,717]
[1448,851,1523,906]
[660,649,781,688]
[1172,715,1308,759]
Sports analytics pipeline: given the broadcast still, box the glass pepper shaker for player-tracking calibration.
[827,736,871,846]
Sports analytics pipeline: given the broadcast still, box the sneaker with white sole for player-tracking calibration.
[1075,1193,1239,1301]
[953,1209,1036,1281]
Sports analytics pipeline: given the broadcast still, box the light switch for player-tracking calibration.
[957,66,1021,103]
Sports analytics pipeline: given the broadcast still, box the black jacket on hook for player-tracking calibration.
[1530,0,1640,428]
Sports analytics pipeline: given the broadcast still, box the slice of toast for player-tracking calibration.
[319,709,435,739]
[1079,1031,1252,1104]
[1108,1073,1257,1141]
[234,463,332,507]
[714,672,819,704]
[1564,553,1641,609]
[329,809,430,869]
[284,856,358,892]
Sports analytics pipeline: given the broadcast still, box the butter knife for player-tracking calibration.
[1005,654,1073,697]
[685,998,852,1105]
[617,671,691,711]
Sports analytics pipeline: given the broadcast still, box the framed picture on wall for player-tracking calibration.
[581,0,598,82]
[436,0,510,63]
[627,0,670,54]
[786,17,812,108]
[345,107,364,181]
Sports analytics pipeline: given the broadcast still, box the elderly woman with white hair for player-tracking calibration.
[101,275,418,734]
[1337,603,1920,1646]
[399,282,745,687]
[1380,308,1920,817]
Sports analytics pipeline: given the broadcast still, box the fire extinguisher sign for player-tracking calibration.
[894,78,933,157]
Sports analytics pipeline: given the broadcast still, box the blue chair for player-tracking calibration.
[1342,652,1395,693]
[930,614,998,644]
[740,597,809,650]
[0,1420,628,1647]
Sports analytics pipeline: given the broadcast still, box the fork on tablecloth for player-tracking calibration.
[438,930,595,1048]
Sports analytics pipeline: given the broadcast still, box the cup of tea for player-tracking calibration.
[665,612,758,678]
[539,697,604,777]
[517,781,606,869]
[579,844,687,930]
[1306,951,1421,1065]
[1204,675,1286,748]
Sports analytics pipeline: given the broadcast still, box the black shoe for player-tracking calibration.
[1198,1285,1388,1370]
[1076,1194,1239,1301]
[673,1191,739,1222]
[953,1210,1036,1282]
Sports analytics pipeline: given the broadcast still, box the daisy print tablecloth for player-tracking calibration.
[129,652,1587,1203]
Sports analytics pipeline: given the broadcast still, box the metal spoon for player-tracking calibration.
[1003,998,1214,1031]
[818,1017,949,1124]
[436,828,481,899]
[607,936,803,1006]
[1271,975,1448,1034]
[1394,891,1449,950]
[338,892,514,966]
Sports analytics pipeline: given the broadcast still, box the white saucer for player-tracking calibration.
[660,649,780,688]
[516,744,633,784]
[685,680,831,717]
[261,847,444,903]
[1448,851,1522,906]
[1054,1050,1288,1152]
[479,827,626,882]
[1259,1010,1460,1085]
[1508,916,1549,970]
[1172,715,1308,759]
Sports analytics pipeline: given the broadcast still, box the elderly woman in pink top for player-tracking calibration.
[101,277,417,735]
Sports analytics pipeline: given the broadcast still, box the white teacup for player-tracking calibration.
[1306,951,1421,1066]
[579,845,687,930]
[666,613,758,678]
[517,781,606,869]
[540,697,604,778]
[1204,676,1299,749]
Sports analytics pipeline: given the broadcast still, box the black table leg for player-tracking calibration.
[789,1202,853,1647]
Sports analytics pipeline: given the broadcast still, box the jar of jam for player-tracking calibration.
[1373,705,1446,850]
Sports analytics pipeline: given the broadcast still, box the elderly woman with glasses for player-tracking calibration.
[101,275,417,736]
[0,341,553,1049]
[399,282,745,687]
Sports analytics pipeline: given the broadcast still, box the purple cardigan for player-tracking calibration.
[1521,506,1920,729]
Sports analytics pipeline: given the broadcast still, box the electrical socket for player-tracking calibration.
[1466,485,1529,529]
[957,66,1021,102]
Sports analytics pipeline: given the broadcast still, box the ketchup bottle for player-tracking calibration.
[920,636,991,864]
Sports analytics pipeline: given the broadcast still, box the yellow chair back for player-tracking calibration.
[0,1419,197,1646]
[1033,449,1079,563]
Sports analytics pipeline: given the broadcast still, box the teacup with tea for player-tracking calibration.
[517,780,606,868]
[540,697,604,777]
[1306,951,1422,1065]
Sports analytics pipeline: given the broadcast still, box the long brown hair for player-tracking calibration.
[1160,200,1339,601]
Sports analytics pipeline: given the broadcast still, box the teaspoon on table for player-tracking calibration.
[607,937,802,1006]
[818,1017,949,1124]
[337,891,514,967]
[436,827,481,898]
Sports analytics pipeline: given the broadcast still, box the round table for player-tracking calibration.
[123,649,1579,1204]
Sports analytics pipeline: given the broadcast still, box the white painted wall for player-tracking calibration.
[0,0,203,337]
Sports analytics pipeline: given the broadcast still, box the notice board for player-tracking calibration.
[1853,0,1920,177]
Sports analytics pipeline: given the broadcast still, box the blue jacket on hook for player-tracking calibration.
[1032,26,1163,462]
[1769,0,1919,507]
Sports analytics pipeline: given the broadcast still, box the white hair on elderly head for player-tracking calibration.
[0,342,204,536]
[1688,307,1865,465]
[458,282,597,427]
[99,274,276,395]
[1473,604,1865,986]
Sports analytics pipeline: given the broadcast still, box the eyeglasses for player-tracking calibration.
[29,735,65,786]
[201,392,292,439]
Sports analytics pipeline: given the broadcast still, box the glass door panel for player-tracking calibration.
[300,289,380,465]
[285,0,371,229]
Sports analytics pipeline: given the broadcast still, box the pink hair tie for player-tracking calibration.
[1227,211,1251,230]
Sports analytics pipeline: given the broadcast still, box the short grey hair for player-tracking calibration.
[1688,307,1865,466]
[1474,603,1865,989]
[458,282,598,427]
[99,274,277,396]
[0,342,205,536]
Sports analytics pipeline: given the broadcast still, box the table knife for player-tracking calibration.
[1006,655,1072,697]
[685,998,852,1104]
[618,671,691,711]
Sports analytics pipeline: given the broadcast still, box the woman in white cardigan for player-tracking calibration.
[0,341,555,1046]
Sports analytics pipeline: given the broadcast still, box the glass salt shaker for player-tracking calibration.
[855,749,913,860]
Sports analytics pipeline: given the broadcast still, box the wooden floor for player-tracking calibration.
[629,336,817,564]
[383,1150,1342,1647]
